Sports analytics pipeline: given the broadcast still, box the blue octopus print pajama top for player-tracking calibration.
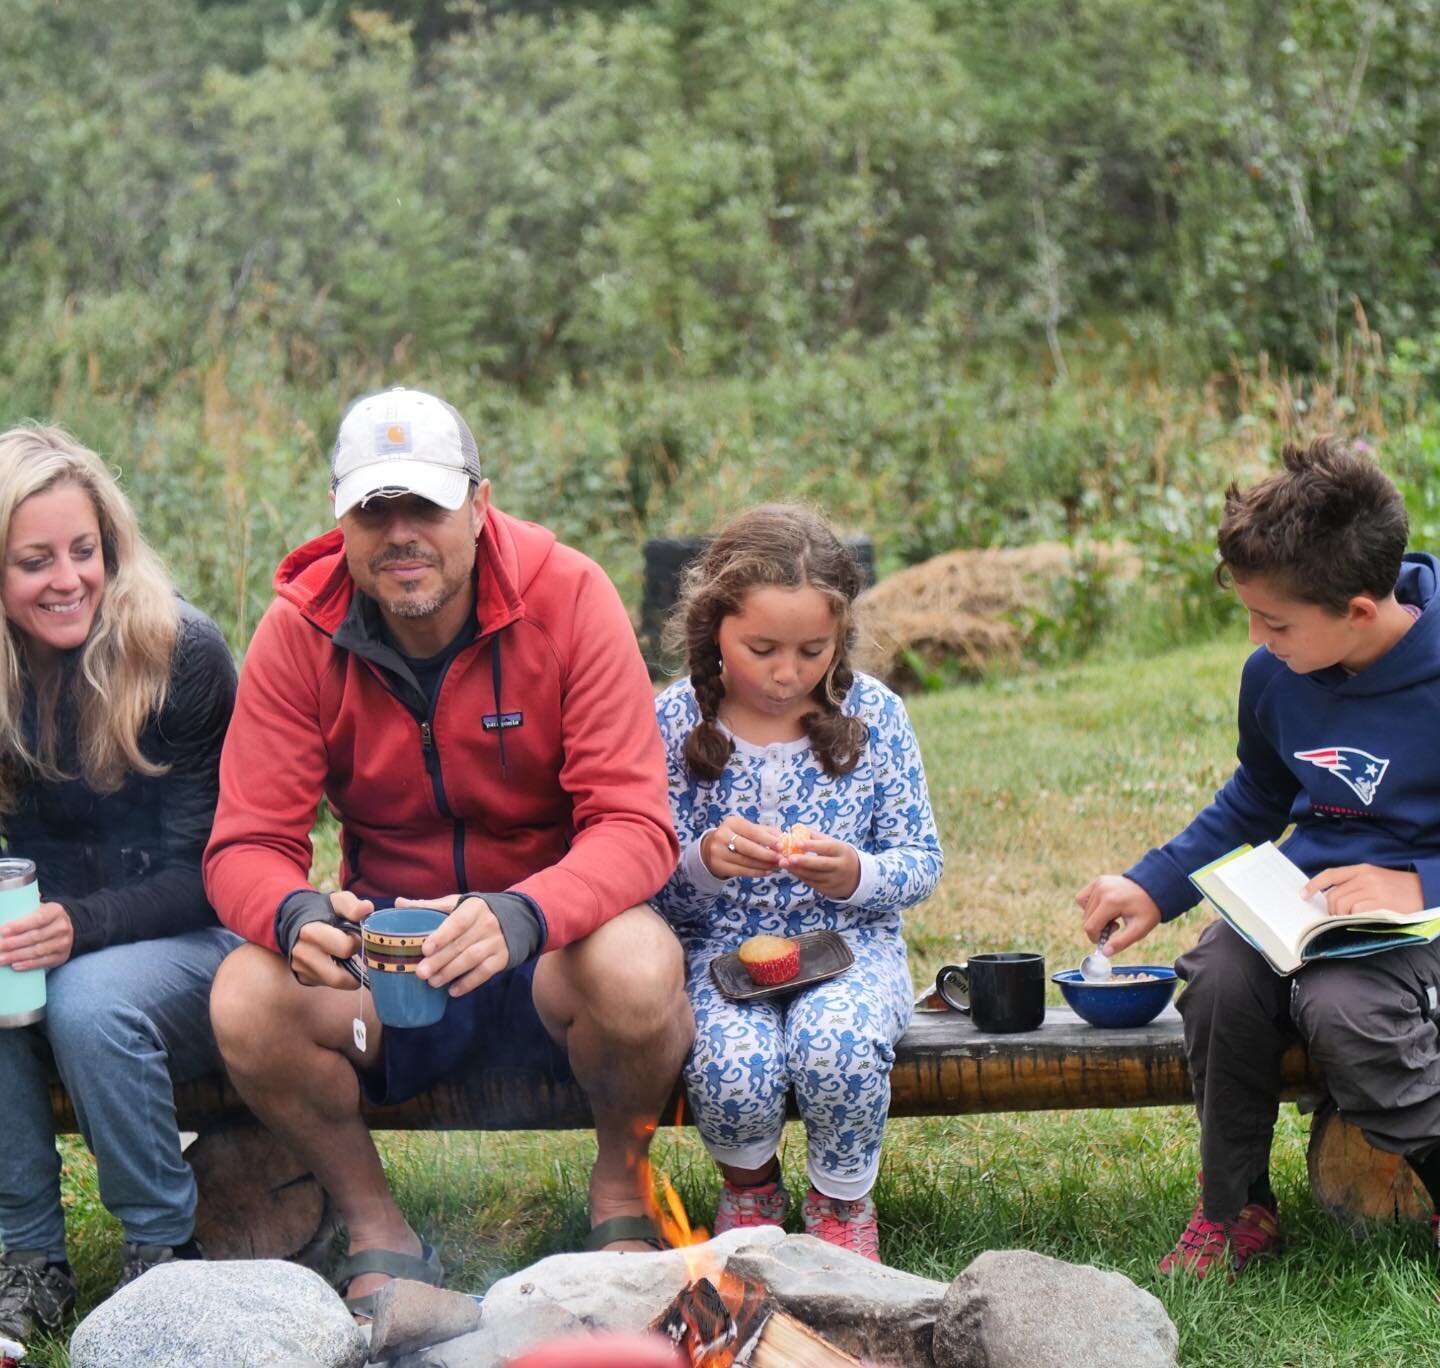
[653,672,944,1200]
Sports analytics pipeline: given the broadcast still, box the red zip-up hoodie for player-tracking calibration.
[204,505,678,953]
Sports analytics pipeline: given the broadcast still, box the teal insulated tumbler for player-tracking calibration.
[0,857,44,1027]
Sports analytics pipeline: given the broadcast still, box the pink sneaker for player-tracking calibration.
[801,1188,880,1261]
[713,1178,791,1235]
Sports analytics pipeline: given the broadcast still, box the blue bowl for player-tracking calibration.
[1052,965,1178,1028]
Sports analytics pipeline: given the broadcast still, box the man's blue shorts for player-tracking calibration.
[361,956,574,1107]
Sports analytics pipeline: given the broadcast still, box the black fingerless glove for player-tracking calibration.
[274,889,341,960]
[462,891,545,968]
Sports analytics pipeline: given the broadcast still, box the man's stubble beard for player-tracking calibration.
[366,538,469,620]
[383,577,464,619]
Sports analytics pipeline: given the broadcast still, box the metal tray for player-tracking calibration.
[709,930,855,1002]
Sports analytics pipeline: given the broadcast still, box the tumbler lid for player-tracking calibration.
[0,857,37,890]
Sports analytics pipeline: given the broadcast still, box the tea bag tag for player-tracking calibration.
[353,1017,367,1053]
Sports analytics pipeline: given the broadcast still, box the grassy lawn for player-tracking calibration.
[34,634,1440,1365]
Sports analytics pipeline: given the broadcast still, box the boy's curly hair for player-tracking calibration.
[1216,436,1409,613]
[663,504,869,782]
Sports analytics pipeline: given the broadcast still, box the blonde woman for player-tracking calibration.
[0,425,238,1343]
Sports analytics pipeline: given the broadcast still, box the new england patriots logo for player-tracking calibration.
[1293,746,1390,806]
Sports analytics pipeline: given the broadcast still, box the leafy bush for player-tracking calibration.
[5,0,1440,677]
[7,0,1440,390]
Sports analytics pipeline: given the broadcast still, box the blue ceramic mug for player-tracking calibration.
[361,907,449,1029]
[0,857,45,1028]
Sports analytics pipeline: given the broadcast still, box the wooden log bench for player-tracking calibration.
[48,1005,1427,1259]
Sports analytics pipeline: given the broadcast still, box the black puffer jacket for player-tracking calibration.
[3,600,237,956]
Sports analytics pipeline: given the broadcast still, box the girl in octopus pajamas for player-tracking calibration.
[652,505,943,1261]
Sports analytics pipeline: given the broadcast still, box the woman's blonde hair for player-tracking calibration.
[0,425,179,810]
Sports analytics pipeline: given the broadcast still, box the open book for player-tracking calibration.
[1189,842,1440,976]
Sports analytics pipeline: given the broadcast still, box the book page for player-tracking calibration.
[1212,845,1327,944]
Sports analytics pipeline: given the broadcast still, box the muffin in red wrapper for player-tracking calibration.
[738,934,801,985]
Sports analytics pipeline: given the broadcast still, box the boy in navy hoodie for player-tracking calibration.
[1077,436,1440,1278]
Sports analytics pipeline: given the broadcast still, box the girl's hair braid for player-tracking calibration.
[684,636,734,780]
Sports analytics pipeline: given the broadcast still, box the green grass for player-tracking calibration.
[35,631,1440,1365]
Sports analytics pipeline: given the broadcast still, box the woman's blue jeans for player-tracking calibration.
[0,925,240,1260]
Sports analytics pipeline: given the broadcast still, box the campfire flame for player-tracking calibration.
[640,1153,719,1287]
[633,1103,715,1282]
[630,1112,863,1368]
[656,1169,708,1246]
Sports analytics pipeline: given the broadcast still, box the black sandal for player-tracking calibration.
[581,1215,667,1252]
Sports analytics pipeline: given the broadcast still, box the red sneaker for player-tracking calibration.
[801,1188,880,1261]
[1158,1194,1281,1279]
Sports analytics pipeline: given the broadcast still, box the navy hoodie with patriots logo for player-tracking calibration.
[1128,553,1440,919]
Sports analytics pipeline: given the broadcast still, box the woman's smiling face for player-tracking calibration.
[3,481,106,663]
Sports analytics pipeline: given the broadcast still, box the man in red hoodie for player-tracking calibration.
[205,388,691,1315]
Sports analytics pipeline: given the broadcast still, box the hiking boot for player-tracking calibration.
[713,1178,791,1235]
[114,1238,203,1293]
[0,1251,77,1341]
[1158,1194,1281,1279]
[801,1188,880,1262]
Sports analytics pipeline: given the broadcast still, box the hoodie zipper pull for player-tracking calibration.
[419,720,434,750]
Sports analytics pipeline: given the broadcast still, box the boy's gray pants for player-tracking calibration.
[1176,919,1440,1221]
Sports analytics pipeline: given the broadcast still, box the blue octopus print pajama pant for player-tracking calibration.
[683,927,913,1201]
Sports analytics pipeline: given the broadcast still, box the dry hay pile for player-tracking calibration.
[854,541,1135,689]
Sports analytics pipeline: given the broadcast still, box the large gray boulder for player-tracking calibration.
[932,1249,1178,1368]
[68,1260,368,1368]
[727,1233,947,1366]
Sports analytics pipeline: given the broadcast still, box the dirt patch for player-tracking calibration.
[854,542,1136,688]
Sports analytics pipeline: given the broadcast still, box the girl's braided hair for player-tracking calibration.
[663,504,869,782]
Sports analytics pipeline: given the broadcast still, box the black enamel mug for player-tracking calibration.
[936,952,1046,1033]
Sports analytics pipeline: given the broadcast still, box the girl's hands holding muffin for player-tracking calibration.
[775,828,861,899]
[701,818,861,898]
[701,815,784,879]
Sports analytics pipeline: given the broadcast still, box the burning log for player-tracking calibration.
[643,1119,862,1366]
[655,1275,750,1365]
[653,1270,863,1368]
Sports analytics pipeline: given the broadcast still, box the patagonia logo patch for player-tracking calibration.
[483,711,524,731]
[373,420,413,454]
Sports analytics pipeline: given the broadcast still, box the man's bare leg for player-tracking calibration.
[209,944,421,1302]
[533,905,694,1250]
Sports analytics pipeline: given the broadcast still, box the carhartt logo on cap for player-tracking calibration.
[375,421,413,454]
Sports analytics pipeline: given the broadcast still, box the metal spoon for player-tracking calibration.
[1079,921,1116,982]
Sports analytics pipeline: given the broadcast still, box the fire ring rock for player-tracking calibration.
[726,1233,947,1366]
[932,1249,1178,1368]
[68,1260,368,1368]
